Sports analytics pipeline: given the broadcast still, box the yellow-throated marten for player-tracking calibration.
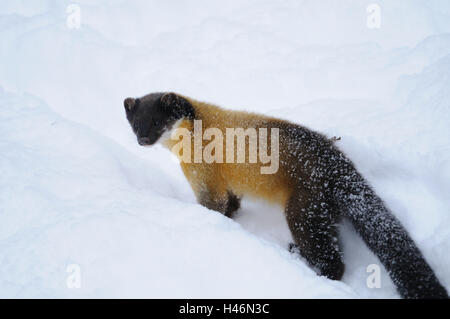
[124,92,448,299]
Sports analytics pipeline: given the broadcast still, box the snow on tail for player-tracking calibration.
[333,159,448,299]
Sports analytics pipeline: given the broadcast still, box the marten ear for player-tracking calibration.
[124,97,136,112]
[160,93,179,108]
[160,92,182,115]
[160,93,195,119]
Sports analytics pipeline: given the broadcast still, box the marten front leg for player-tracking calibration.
[198,189,241,219]
[224,191,241,218]
[180,164,241,218]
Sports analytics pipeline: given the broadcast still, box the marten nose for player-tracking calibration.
[138,137,151,145]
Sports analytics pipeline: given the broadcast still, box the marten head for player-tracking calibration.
[124,92,195,146]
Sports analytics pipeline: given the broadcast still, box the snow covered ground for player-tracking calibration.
[0,0,449,298]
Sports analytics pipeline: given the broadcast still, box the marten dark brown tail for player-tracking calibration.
[333,157,448,299]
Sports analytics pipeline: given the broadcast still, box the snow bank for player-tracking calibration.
[0,0,449,298]
[0,89,354,298]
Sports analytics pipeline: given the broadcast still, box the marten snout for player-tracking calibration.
[138,137,151,146]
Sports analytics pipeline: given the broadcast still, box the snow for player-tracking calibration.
[0,0,449,298]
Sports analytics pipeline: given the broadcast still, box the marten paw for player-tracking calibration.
[288,242,300,254]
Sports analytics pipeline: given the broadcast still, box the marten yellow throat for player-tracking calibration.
[124,92,448,299]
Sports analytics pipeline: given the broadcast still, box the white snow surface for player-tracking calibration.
[0,0,449,298]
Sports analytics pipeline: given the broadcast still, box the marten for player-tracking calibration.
[123,92,448,299]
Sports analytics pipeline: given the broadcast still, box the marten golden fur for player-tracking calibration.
[124,92,448,299]
[160,98,294,212]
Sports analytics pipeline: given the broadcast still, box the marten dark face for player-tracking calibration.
[124,92,195,146]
